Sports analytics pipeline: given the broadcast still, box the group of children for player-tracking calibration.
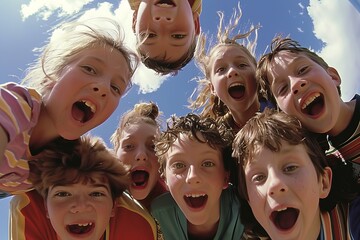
[1,0,359,239]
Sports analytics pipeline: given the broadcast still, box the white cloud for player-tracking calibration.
[20,0,94,21]
[20,0,168,94]
[308,0,360,101]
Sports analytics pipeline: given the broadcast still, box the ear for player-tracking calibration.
[223,171,230,189]
[319,166,332,199]
[327,67,341,87]
[193,12,200,35]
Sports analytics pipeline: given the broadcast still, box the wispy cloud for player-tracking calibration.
[20,0,94,21]
[20,0,168,94]
[308,0,360,101]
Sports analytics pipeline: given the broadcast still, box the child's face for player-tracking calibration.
[244,141,331,240]
[133,0,200,62]
[266,51,341,134]
[42,45,131,140]
[209,45,258,117]
[116,122,160,200]
[46,180,115,240]
[164,133,229,228]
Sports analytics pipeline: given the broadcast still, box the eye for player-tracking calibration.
[283,165,298,173]
[82,65,96,74]
[238,63,249,68]
[90,192,106,197]
[171,162,185,170]
[202,161,215,167]
[149,144,156,151]
[54,191,71,197]
[123,144,134,151]
[251,174,266,183]
[276,83,289,96]
[297,66,309,75]
[215,67,225,74]
[171,34,186,39]
[111,83,122,95]
[140,32,156,39]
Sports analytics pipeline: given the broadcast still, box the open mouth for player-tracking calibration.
[301,93,324,116]
[72,100,96,123]
[184,194,208,209]
[131,170,149,187]
[155,0,176,7]
[67,222,94,235]
[228,83,245,100]
[270,207,299,231]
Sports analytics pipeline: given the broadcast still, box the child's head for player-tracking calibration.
[155,113,234,231]
[189,5,263,127]
[29,135,129,240]
[111,101,162,201]
[257,36,342,134]
[232,109,332,240]
[132,0,201,75]
[23,17,139,140]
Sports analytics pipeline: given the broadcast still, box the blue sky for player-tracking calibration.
[0,0,359,237]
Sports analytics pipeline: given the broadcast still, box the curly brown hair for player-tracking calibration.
[155,113,236,183]
[29,135,130,200]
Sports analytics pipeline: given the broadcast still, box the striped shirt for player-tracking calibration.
[327,95,360,165]
[0,82,42,194]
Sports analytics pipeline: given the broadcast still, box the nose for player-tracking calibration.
[291,78,307,95]
[70,195,92,214]
[92,81,109,97]
[227,66,239,79]
[136,148,147,162]
[267,171,287,196]
[153,15,173,23]
[185,165,201,184]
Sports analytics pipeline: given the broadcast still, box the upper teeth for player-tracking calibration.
[76,222,93,226]
[277,207,287,212]
[82,100,96,113]
[229,83,244,88]
[186,193,205,198]
[156,3,172,8]
[301,93,320,109]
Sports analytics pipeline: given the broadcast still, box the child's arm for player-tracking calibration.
[0,125,7,165]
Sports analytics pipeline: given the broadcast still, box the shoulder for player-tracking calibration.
[110,192,159,239]
[151,192,176,212]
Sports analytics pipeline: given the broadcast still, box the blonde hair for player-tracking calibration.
[189,4,260,119]
[22,17,139,95]
[110,102,162,152]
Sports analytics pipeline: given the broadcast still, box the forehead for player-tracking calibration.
[121,122,157,139]
[209,44,253,63]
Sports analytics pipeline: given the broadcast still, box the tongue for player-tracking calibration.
[72,103,85,122]
[229,86,245,99]
[309,101,323,115]
[276,209,298,230]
